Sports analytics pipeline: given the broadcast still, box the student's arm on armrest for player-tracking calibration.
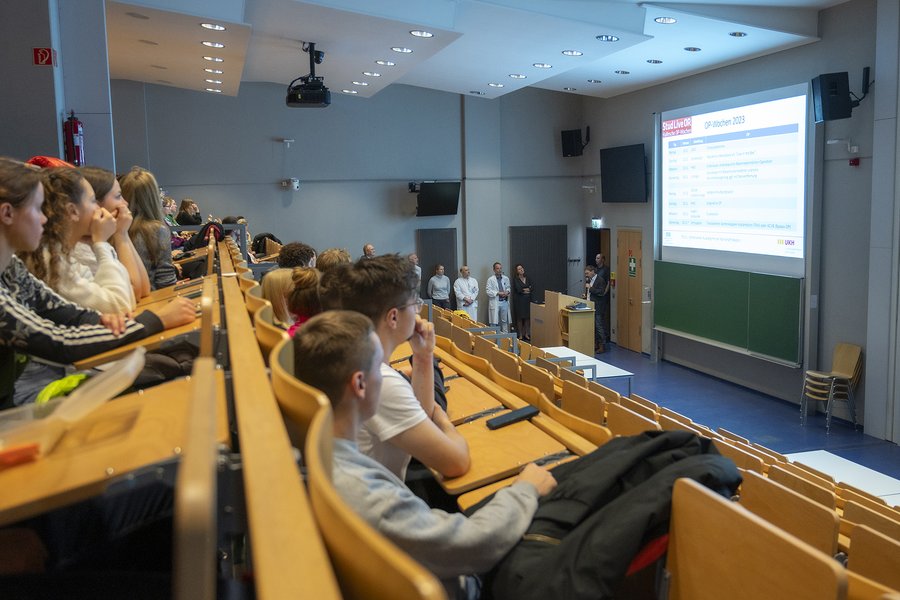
[389,409,470,478]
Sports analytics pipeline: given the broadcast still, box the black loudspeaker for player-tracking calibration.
[561,129,583,157]
[812,72,852,122]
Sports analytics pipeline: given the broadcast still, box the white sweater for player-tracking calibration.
[58,242,137,313]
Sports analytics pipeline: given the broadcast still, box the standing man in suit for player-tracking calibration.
[453,265,479,320]
[594,254,611,346]
[486,262,511,333]
[584,265,607,354]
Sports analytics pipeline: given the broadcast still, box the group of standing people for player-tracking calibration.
[426,262,534,340]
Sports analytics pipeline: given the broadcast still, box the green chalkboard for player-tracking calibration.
[654,261,802,364]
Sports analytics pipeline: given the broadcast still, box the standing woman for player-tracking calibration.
[427,264,451,309]
[512,263,533,340]
[121,167,178,289]
[80,166,151,300]
[0,158,195,407]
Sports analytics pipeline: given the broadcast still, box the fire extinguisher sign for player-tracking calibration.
[32,48,57,67]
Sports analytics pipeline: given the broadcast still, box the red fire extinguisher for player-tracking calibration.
[63,111,85,166]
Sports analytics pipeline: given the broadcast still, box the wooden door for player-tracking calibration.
[616,229,643,352]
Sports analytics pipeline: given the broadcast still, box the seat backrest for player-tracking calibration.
[831,342,862,379]
[538,394,612,447]
[559,380,606,424]
[489,345,520,381]
[781,461,836,488]
[433,316,451,339]
[766,463,837,510]
[738,470,840,556]
[254,303,289,364]
[587,380,621,404]
[666,478,846,600]
[558,366,587,387]
[239,271,258,294]
[245,280,269,316]
[535,356,560,376]
[618,395,657,421]
[605,402,660,436]
[305,407,447,600]
[487,364,542,408]
[717,427,750,445]
[520,360,557,403]
[174,357,218,600]
[659,406,693,425]
[449,340,490,375]
[450,324,474,354]
[270,337,326,451]
[843,501,900,543]
[472,334,495,362]
[711,438,766,474]
[517,340,534,361]
[847,524,900,592]
[199,278,216,358]
[629,393,659,412]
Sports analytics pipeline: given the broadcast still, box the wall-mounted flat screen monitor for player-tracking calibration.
[416,182,460,216]
[600,144,647,203]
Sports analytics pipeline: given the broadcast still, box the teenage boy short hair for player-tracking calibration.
[320,254,418,322]
[293,310,377,403]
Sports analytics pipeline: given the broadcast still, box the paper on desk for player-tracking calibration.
[0,347,147,459]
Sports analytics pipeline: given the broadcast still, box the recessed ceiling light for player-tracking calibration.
[363,71,381,77]
[342,89,358,94]
[684,47,702,52]
[138,39,158,46]
[352,81,369,86]
[205,79,222,84]
[204,68,223,74]
[729,31,747,37]
[654,16,677,24]
[200,23,226,31]
[563,87,577,91]
[508,74,527,79]
[125,11,149,19]
[562,50,583,57]
[647,59,663,64]
[488,83,504,88]
[205,88,222,93]
[375,60,395,66]
[533,63,552,69]
[391,47,413,53]
[470,91,485,95]
[203,56,224,62]
[410,30,433,38]
[150,64,168,70]
[596,35,619,42]
[202,41,225,48]
[615,70,630,75]
[587,79,602,84]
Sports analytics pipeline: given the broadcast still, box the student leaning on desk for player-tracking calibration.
[0,158,196,409]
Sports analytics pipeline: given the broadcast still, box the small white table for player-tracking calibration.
[543,346,635,396]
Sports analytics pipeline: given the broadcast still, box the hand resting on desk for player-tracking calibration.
[515,463,557,497]
[147,296,197,329]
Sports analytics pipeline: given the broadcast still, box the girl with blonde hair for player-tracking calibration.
[260,267,294,328]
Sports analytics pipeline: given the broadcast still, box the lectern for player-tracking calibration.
[531,291,595,355]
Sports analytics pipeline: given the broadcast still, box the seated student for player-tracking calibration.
[315,247,351,274]
[285,267,321,337]
[293,311,557,597]
[175,198,201,226]
[0,158,196,408]
[79,166,151,300]
[277,241,317,269]
[120,167,178,289]
[19,168,134,314]
[260,267,294,329]
[319,255,469,480]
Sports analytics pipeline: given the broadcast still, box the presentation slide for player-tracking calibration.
[660,93,807,270]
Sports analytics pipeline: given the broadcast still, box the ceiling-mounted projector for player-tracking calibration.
[286,42,330,108]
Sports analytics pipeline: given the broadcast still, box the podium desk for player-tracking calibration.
[0,372,228,527]
[531,290,595,355]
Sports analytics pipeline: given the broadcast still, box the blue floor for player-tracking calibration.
[595,343,900,481]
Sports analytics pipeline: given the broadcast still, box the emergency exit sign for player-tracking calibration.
[33,48,57,66]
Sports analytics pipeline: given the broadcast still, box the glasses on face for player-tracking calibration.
[397,297,425,311]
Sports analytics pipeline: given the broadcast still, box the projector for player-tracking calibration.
[286,78,331,108]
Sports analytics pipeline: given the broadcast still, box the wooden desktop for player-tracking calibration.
[531,290,595,355]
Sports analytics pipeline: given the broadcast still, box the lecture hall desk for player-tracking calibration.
[0,371,228,527]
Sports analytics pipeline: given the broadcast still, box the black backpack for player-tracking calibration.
[252,232,282,255]
[185,221,224,250]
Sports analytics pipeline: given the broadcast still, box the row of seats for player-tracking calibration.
[435,309,900,599]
